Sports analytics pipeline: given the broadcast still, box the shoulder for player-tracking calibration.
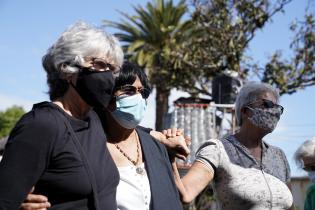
[137,128,167,150]
[17,103,62,131]
[265,143,288,162]
[136,128,169,160]
[137,126,152,134]
[220,136,235,150]
[9,102,65,143]
[5,102,64,156]
[264,142,291,182]
[197,138,223,153]
[195,138,228,169]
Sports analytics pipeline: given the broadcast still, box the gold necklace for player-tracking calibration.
[115,132,144,175]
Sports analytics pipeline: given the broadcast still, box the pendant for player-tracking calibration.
[136,166,144,175]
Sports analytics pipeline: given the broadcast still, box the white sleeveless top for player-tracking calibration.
[116,163,151,210]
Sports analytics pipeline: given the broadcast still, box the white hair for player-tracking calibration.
[235,82,280,125]
[294,137,315,168]
[42,21,124,100]
[46,21,123,73]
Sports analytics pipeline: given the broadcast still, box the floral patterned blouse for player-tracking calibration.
[195,136,293,210]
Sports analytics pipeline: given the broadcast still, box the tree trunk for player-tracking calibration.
[155,87,170,131]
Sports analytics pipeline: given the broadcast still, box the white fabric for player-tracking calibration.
[196,139,293,210]
[116,163,151,210]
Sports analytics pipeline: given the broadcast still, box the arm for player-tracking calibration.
[0,112,55,209]
[172,161,214,203]
[173,139,223,203]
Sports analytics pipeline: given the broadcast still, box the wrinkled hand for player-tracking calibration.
[20,187,51,210]
[163,128,191,161]
[150,128,190,161]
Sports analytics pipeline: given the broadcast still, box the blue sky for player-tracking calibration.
[0,0,314,176]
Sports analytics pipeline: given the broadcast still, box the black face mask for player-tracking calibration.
[71,68,115,109]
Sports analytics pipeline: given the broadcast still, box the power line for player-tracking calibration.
[279,123,315,127]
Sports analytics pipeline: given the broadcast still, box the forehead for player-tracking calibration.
[113,77,142,95]
[255,91,277,103]
[132,77,142,87]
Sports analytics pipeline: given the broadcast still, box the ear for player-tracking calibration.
[65,73,78,85]
[241,106,251,120]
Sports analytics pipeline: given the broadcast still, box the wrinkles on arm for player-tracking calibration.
[172,161,214,203]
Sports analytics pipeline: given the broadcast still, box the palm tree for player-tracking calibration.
[104,0,192,130]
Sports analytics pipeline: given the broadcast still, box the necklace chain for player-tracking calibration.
[115,132,140,166]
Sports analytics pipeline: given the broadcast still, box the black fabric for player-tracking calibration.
[56,113,100,210]
[136,128,183,210]
[137,126,153,134]
[0,102,119,210]
[74,69,115,109]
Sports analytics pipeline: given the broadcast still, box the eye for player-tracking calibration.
[120,85,137,95]
[140,88,150,99]
[262,100,275,108]
[90,58,117,71]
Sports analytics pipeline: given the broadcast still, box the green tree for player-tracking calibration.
[262,14,315,95]
[170,0,295,96]
[174,0,314,97]
[104,0,193,130]
[0,106,25,138]
[105,0,314,129]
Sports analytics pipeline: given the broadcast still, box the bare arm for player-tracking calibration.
[172,161,214,203]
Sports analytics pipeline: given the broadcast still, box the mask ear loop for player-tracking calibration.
[107,97,117,112]
[60,62,81,74]
[242,106,255,123]
[60,62,79,94]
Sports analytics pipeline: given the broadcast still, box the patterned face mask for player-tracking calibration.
[246,107,282,132]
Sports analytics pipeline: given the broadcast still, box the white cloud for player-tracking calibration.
[0,93,33,111]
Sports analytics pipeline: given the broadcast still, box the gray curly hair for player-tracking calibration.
[42,21,123,100]
[294,138,315,168]
[235,82,280,126]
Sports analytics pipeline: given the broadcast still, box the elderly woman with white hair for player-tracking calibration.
[172,82,294,210]
[294,138,315,210]
[0,22,124,209]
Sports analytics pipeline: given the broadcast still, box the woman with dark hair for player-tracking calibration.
[95,61,183,210]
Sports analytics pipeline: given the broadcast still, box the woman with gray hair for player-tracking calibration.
[0,21,123,209]
[172,82,294,209]
[294,138,315,210]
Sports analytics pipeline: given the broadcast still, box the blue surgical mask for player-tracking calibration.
[111,94,147,129]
